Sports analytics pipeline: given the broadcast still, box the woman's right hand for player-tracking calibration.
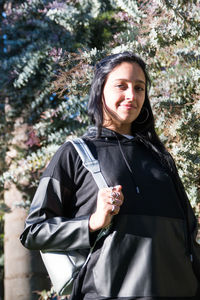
[89,185,124,232]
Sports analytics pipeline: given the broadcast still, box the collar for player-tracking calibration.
[83,126,135,141]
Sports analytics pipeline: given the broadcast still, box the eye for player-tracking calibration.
[135,86,145,92]
[115,84,126,90]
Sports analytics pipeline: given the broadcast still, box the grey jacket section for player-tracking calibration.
[20,127,200,298]
[92,215,197,297]
[22,177,91,251]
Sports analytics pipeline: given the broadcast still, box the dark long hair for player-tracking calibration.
[87,52,176,175]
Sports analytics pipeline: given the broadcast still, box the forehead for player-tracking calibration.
[106,62,145,82]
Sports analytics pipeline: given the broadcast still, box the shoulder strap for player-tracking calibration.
[69,138,108,189]
[69,137,112,241]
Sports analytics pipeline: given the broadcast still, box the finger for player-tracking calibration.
[110,194,123,203]
[109,185,122,195]
[115,186,124,201]
[110,204,120,215]
[114,185,122,191]
[109,198,123,206]
[110,191,120,199]
[109,191,124,203]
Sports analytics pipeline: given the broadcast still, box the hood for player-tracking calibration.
[83,126,135,142]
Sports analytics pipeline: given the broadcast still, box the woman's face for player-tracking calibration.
[102,62,146,135]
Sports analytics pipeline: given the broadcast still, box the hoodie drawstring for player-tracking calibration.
[115,133,140,195]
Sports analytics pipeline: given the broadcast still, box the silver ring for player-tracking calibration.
[111,191,120,199]
[111,192,116,198]
[111,198,116,205]
[111,205,115,213]
[115,192,120,199]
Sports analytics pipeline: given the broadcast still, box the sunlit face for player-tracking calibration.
[102,62,146,135]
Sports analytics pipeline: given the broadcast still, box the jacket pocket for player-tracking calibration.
[93,214,198,298]
[93,231,152,297]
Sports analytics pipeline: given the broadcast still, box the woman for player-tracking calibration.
[20,52,200,300]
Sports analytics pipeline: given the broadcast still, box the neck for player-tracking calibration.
[103,124,132,135]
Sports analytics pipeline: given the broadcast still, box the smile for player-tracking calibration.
[119,104,137,109]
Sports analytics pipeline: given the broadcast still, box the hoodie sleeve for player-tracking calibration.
[20,142,91,251]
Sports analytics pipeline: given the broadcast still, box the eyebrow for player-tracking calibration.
[113,79,146,85]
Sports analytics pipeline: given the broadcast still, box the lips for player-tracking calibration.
[119,103,137,109]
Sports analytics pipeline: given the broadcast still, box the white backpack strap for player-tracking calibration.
[69,138,108,189]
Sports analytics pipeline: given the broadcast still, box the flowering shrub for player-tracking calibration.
[0,1,199,298]
[1,0,199,231]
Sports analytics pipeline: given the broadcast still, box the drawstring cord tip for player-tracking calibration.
[190,254,193,262]
[136,186,140,194]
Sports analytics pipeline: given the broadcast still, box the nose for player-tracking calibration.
[125,86,136,101]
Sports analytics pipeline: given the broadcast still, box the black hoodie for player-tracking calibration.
[20,127,200,299]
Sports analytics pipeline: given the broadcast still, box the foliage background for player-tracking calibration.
[0,0,199,298]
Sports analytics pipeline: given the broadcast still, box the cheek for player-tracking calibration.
[139,95,145,106]
[102,89,109,104]
[103,91,118,107]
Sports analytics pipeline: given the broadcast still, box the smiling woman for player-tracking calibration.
[102,62,146,134]
[20,52,200,300]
